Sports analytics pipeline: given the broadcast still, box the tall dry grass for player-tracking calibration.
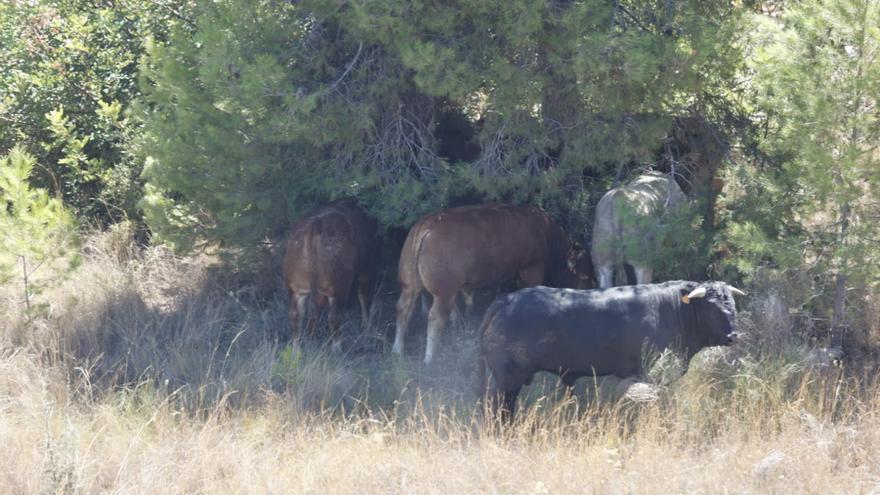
[2,225,880,493]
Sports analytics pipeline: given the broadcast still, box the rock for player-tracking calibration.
[805,347,845,368]
[616,380,660,402]
[752,450,788,479]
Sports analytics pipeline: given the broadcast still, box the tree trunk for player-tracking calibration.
[540,0,578,164]
[670,116,727,232]
[21,255,31,317]
[830,202,851,349]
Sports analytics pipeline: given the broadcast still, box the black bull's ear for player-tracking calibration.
[680,288,693,304]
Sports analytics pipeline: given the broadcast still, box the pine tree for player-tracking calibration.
[0,146,78,315]
[136,0,747,256]
[726,0,880,346]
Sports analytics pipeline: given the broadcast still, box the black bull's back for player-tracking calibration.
[478,281,741,418]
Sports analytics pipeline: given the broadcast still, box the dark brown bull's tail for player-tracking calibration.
[476,297,505,398]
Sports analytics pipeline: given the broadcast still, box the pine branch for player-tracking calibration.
[326,42,364,94]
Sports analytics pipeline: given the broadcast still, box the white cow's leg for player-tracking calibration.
[598,265,615,289]
[633,265,653,285]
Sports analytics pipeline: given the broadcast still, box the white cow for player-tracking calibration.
[591,172,685,288]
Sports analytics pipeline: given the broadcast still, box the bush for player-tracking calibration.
[0,0,193,222]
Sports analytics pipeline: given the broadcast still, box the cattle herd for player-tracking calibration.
[283,173,745,419]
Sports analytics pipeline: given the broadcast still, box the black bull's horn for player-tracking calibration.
[729,286,747,297]
[681,284,746,304]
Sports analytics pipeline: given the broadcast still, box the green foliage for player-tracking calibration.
[0,0,192,222]
[136,0,747,252]
[645,199,711,281]
[723,0,880,324]
[0,146,78,313]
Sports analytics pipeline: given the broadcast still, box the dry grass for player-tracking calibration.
[3,225,880,493]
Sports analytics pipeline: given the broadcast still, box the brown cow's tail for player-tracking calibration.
[398,222,430,294]
[411,228,431,291]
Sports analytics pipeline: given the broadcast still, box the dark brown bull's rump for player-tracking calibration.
[478,281,740,420]
[282,198,378,349]
[393,203,594,364]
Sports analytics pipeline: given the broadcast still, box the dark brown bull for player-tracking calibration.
[392,203,594,364]
[282,198,378,350]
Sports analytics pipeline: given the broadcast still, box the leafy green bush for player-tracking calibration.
[0,0,193,222]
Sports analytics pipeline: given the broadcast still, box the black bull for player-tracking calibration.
[478,281,744,419]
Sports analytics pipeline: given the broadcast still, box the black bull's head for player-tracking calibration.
[680,282,747,348]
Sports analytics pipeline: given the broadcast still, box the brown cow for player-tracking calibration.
[282,198,378,350]
[392,203,594,364]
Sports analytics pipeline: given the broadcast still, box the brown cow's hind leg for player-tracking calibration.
[392,289,419,356]
[306,294,325,338]
[424,294,454,365]
[327,296,342,352]
[288,296,300,336]
[358,289,370,327]
[419,292,433,320]
[357,278,371,327]
[290,293,309,343]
